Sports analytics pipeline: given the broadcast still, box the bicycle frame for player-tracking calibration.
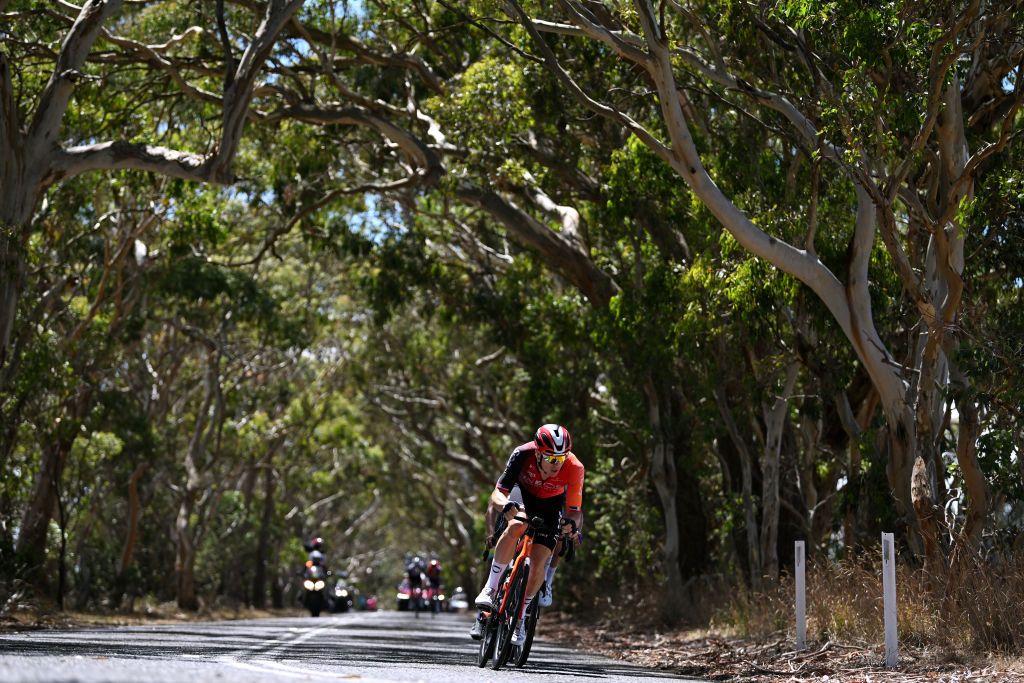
[494,515,534,622]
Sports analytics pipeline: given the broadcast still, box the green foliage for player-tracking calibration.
[4,0,1024,630]
[585,454,661,585]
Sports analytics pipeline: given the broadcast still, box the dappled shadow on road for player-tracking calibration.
[0,613,686,679]
[0,632,255,660]
[264,625,683,679]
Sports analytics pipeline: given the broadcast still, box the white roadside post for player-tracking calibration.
[882,532,898,667]
[795,540,806,650]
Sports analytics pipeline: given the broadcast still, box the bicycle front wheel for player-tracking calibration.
[492,561,529,670]
[477,613,497,667]
[477,570,509,668]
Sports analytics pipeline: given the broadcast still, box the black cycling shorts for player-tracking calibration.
[517,488,564,551]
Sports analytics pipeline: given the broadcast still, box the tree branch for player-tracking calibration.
[53,141,208,181]
[27,0,123,159]
[268,105,443,184]
[206,0,304,182]
[456,184,620,307]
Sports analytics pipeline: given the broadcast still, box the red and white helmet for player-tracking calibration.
[534,424,572,456]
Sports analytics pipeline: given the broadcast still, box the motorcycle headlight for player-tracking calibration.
[438,594,445,600]
[340,590,349,597]
[303,580,314,590]
[314,580,325,590]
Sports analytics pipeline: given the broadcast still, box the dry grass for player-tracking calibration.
[551,553,1024,680]
[715,552,1024,657]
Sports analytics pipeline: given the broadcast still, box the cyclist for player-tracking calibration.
[407,555,427,588]
[470,424,583,645]
[426,556,443,591]
[539,530,568,607]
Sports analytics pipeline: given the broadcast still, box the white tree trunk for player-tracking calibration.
[760,361,799,582]
[715,386,761,587]
[644,376,684,593]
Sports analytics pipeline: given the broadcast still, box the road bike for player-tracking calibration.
[476,515,554,671]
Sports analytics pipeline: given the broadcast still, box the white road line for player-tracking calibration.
[222,620,383,681]
[229,622,327,657]
[227,657,405,682]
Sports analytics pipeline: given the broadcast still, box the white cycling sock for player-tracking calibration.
[486,558,509,591]
[545,564,557,585]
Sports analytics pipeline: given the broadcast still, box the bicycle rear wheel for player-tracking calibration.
[513,603,539,667]
[492,561,529,670]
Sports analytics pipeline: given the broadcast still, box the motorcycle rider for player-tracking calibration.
[301,537,329,614]
[470,424,583,645]
[305,536,327,570]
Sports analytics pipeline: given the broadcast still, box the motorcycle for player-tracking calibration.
[396,578,412,611]
[331,578,355,613]
[302,564,328,617]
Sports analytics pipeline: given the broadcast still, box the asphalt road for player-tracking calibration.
[0,609,701,682]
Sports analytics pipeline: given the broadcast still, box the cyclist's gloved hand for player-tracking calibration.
[559,518,577,536]
[488,510,511,548]
[502,501,522,521]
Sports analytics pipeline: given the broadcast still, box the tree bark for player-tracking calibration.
[643,375,683,596]
[838,387,879,552]
[455,185,620,307]
[15,389,93,589]
[174,346,222,610]
[174,493,199,611]
[715,385,761,588]
[911,455,943,584]
[252,466,275,609]
[760,361,799,583]
[110,464,147,608]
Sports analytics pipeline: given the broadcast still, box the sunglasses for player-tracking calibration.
[540,453,566,465]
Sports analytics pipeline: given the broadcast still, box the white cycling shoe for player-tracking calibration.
[511,619,528,646]
[469,615,484,640]
[474,586,495,610]
[538,582,552,608]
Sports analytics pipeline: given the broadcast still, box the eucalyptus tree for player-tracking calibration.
[2,169,165,591]
[502,0,1024,576]
[0,0,446,415]
[0,0,458,599]
[0,0,307,375]
[385,7,705,592]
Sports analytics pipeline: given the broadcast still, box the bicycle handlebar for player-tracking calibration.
[483,512,578,556]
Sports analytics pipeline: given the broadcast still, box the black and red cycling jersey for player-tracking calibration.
[496,441,584,511]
